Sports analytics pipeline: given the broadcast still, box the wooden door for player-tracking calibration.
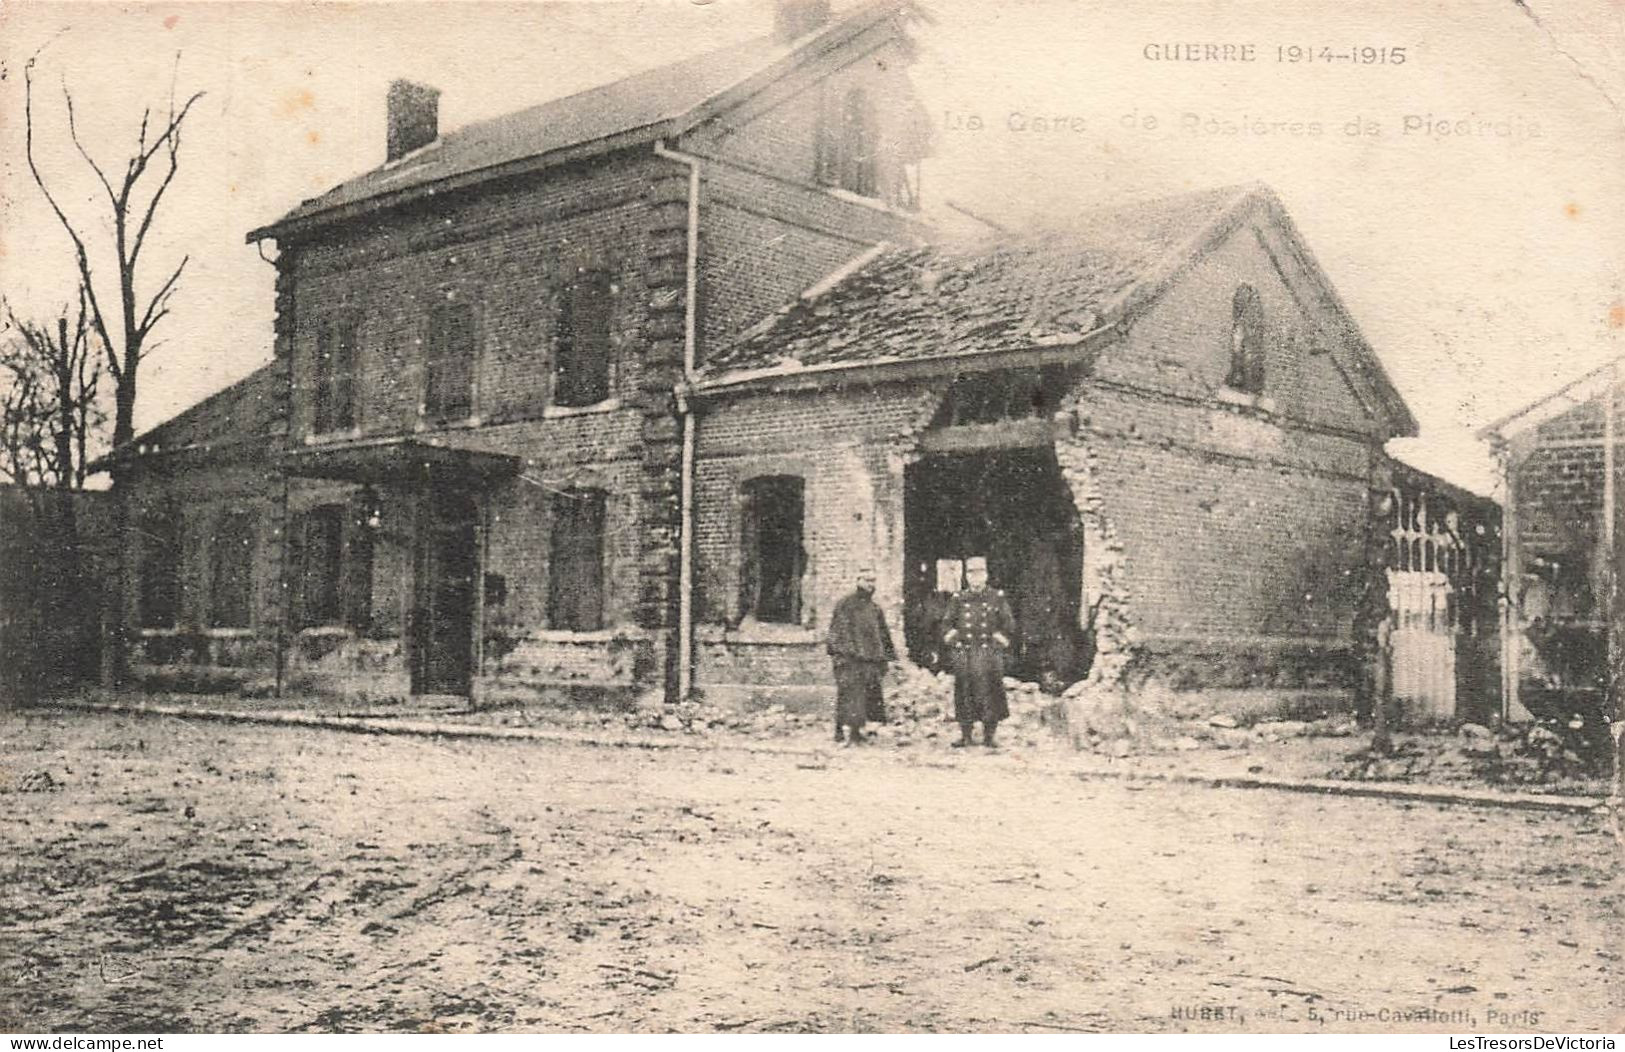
[412,487,477,696]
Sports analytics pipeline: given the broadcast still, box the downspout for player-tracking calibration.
[1604,360,1620,811]
[255,236,290,700]
[654,140,700,702]
[1499,438,1529,723]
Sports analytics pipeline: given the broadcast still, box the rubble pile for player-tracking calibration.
[1052,683,1369,757]
[15,770,62,793]
[1454,720,1611,786]
[1331,719,1611,787]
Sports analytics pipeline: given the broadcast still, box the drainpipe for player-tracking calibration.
[1605,359,1621,812]
[255,236,290,700]
[653,140,701,702]
[1499,444,1515,725]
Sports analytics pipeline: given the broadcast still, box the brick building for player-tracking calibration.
[105,0,1419,715]
[1481,358,1622,726]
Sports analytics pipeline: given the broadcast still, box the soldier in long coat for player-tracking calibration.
[943,556,1016,748]
[826,568,896,744]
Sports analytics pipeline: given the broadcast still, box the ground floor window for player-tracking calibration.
[295,506,343,628]
[739,475,804,624]
[293,503,374,630]
[548,489,606,631]
[139,506,182,628]
[210,511,255,629]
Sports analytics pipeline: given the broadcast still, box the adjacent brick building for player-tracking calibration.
[1481,358,1622,726]
[105,0,1422,717]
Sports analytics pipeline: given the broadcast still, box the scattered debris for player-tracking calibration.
[17,770,61,793]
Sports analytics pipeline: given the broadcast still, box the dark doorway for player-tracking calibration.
[903,446,1090,686]
[412,485,478,696]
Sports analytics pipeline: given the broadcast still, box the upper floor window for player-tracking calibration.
[548,489,606,631]
[815,86,877,198]
[314,316,358,434]
[425,302,475,422]
[209,510,255,629]
[555,271,612,408]
[739,475,805,624]
[139,506,182,629]
[1226,284,1267,395]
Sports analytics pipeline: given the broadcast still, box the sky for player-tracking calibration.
[1,0,1621,495]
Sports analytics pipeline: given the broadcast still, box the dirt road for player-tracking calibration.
[2,710,1619,1033]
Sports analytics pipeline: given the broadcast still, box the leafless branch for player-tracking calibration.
[128,91,204,274]
[136,256,188,341]
[24,53,116,379]
[24,45,204,452]
[62,81,119,210]
[1,292,106,489]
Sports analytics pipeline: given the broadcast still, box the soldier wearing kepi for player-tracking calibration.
[942,556,1015,748]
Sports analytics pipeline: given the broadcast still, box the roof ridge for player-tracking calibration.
[119,360,281,452]
[253,0,914,239]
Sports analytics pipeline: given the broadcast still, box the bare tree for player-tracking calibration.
[23,50,203,452]
[0,291,107,694]
[1,290,104,493]
[22,47,204,686]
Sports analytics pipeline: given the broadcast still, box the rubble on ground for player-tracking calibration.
[1330,718,1611,787]
[465,677,1609,790]
[14,770,62,793]
[472,663,1061,748]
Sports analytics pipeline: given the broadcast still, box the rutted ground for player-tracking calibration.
[1,710,1619,1033]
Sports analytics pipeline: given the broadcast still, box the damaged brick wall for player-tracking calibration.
[1505,389,1621,722]
[1067,211,1386,702]
[690,381,939,706]
[1050,418,1137,687]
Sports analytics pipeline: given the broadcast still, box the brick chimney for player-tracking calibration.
[774,0,832,42]
[386,79,440,162]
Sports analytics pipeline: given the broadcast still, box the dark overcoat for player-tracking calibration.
[943,587,1016,724]
[827,590,896,727]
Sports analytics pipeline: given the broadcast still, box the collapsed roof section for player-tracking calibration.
[703,182,1418,438]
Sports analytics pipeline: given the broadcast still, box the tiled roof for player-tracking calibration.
[704,184,1256,376]
[254,2,905,237]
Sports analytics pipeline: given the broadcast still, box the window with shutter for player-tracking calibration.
[140,506,182,628]
[815,86,877,198]
[547,490,607,631]
[425,303,475,421]
[210,511,255,629]
[296,505,344,628]
[555,272,612,408]
[314,317,358,433]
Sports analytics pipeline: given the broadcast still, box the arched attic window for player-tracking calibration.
[1226,284,1267,395]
